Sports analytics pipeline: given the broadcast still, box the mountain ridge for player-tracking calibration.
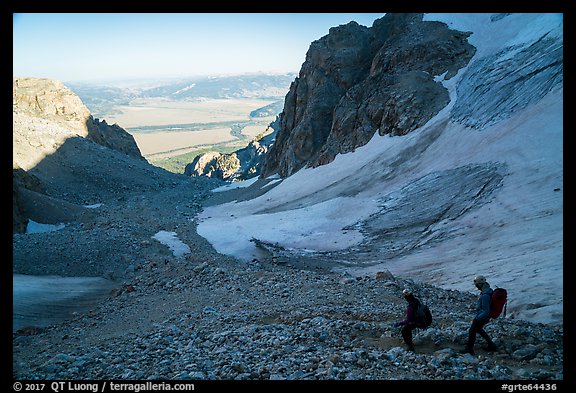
[66,73,296,119]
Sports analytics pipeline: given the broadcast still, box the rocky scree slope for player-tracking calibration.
[13,255,563,380]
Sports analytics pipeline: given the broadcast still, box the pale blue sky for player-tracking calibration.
[13,13,385,83]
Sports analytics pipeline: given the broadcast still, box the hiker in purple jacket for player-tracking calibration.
[461,275,498,355]
[394,288,421,352]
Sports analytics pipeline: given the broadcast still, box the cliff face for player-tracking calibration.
[13,77,143,170]
[13,77,93,131]
[261,13,476,178]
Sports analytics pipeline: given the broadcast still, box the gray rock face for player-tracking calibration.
[261,21,374,178]
[261,13,476,178]
[86,118,144,160]
[13,165,45,233]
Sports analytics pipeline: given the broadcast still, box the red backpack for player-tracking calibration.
[490,288,508,319]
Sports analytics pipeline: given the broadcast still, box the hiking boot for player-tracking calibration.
[407,345,416,353]
[460,346,475,355]
[484,343,498,352]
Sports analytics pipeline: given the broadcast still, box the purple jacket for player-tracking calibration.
[400,298,421,326]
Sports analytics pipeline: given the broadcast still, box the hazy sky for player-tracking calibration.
[13,13,385,83]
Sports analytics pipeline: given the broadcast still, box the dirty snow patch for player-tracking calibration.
[212,177,259,193]
[261,178,282,189]
[26,220,66,234]
[152,231,191,258]
[84,203,102,209]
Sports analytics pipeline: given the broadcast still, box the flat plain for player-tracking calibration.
[106,98,276,128]
[101,97,278,172]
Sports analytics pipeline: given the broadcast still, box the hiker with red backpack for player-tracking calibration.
[461,275,504,355]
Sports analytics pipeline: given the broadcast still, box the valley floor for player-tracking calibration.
[102,97,277,173]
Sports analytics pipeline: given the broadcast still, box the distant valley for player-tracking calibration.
[67,73,295,173]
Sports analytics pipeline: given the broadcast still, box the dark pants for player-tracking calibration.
[467,318,494,348]
[401,324,417,348]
